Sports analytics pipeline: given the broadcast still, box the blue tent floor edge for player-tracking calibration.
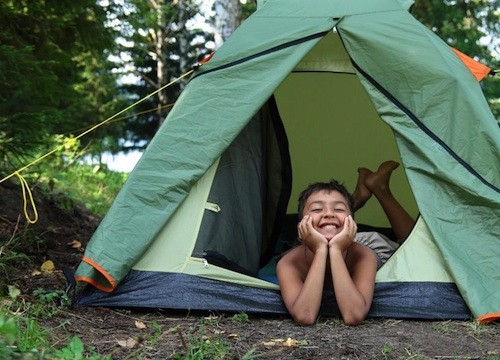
[76,271,471,321]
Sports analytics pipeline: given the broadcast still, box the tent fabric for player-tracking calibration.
[75,0,499,323]
[192,98,292,276]
[75,17,337,291]
[451,47,492,81]
[192,111,266,276]
[77,271,471,321]
[337,10,500,321]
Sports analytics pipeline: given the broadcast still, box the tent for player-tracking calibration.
[74,0,500,323]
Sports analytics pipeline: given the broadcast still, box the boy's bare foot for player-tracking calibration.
[365,160,399,195]
[352,167,373,211]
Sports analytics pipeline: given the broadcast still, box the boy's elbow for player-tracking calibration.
[341,309,368,326]
[342,315,364,326]
[292,312,317,326]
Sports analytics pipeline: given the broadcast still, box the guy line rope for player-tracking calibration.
[0,69,194,224]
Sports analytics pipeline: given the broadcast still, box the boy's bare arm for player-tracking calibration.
[328,243,377,326]
[276,246,328,326]
[325,216,377,326]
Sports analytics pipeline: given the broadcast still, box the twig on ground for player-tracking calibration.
[1,215,21,256]
[176,327,189,353]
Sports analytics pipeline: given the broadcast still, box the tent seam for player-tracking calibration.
[191,31,329,81]
[349,60,500,195]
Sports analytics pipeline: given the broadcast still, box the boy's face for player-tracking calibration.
[302,190,352,240]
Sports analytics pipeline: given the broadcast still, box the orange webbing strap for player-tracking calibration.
[75,256,117,293]
[451,47,492,81]
[477,313,500,324]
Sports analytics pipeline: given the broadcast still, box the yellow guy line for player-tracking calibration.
[0,69,193,223]
[15,172,38,224]
[64,102,176,136]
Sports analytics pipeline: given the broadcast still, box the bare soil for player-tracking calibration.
[1,180,499,359]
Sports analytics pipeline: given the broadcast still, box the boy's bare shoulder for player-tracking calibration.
[277,245,308,270]
[279,244,304,260]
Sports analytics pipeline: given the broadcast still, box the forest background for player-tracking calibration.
[0,0,499,358]
[0,0,498,179]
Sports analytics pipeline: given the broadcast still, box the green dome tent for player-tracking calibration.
[75,0,500,323]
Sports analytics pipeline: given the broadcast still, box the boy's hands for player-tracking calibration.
[297,215,328,254]
[298,214,357,255]
[328,215,357,253]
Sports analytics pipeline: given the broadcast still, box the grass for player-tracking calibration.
[0,157,127,358]
[232,312,250,324]
[0,293,104,359]
[170,318,265,360]
[1,151,500,359]
[381,343,392,357]
[0,289,265,360]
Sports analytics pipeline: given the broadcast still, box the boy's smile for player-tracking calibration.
[303,190,351,240]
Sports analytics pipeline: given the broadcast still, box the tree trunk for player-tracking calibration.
[177,0,189,91]
[214,0,241,48]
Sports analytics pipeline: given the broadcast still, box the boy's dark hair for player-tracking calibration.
[297,179,354,217]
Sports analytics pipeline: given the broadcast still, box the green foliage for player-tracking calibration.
[37,161,127,217]
[0,312,104,359]
[148,320,164,346]
[110,0,213,151]
[241,0,257,20]
[232,312,250,324]
[55,336,85,359]
[30,288,71,319]
[174,322,232,360]
[0,230,44,287]
[0,313,19,346]
[381,343,392,357]
[0,0,123,168]
[0,245,31,279]
[0,291,106,359]
[170,317,268,359]
[17,134,128,217]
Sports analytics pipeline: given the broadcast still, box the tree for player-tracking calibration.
[411,0,499,118]
[109,0,212,152]
[0,0,122,170]
[214,0,241,47]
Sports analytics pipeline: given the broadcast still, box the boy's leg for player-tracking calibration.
[365,161,415,242]
[352,167,373,212]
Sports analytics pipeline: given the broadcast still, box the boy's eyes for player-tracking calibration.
[310,207,346,213]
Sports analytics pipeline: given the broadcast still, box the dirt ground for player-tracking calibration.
[1,180,499,359]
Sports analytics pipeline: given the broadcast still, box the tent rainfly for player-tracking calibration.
[74,0,500,324]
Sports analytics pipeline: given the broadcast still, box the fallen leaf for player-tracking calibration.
[135,320,146,329]
[117,338,138,348]
[0,298,13,307]
[68,239,84,252]
[227,333,238,339]
[7,285,21,300]
[263,341,276,346]
[262,338,284,346]
[31,270,42,276]
[262,337,307,348]
[41,260,55,272]
[284,338,297,347]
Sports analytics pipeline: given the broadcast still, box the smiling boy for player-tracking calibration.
[276,161,414,326]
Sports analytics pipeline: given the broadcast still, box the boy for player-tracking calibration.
[276,161,414,326]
